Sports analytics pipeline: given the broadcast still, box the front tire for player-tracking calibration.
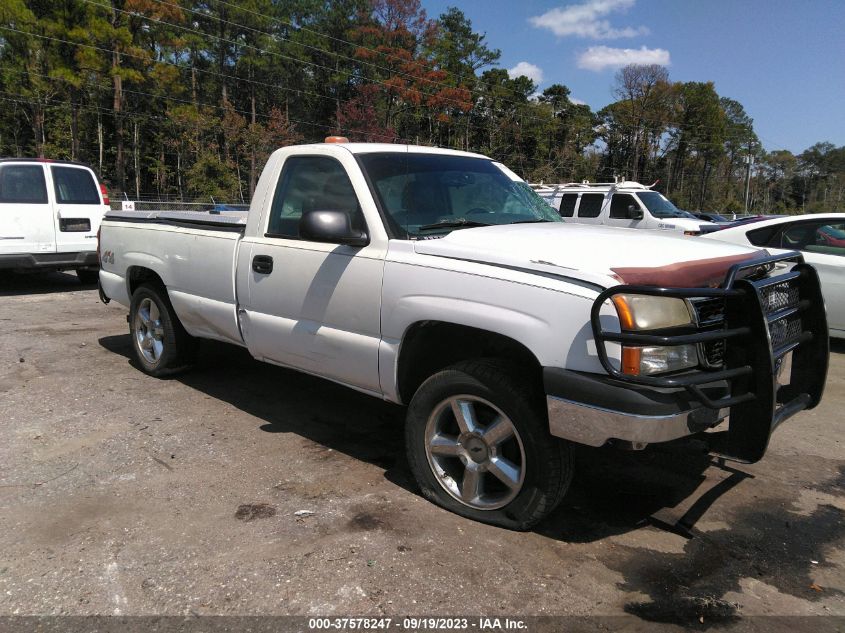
[129,283,197,376]
[405,360,572,530]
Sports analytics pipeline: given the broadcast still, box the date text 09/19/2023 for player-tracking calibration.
[307,617,528,630]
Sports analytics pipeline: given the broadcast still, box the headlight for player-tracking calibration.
[611,294,693,330]
[612,294,698,376]
[621,344,699,376]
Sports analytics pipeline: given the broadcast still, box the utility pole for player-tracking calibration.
[743,154,754,213]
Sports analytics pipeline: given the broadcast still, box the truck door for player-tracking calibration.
[49,165,107,254]
[605,193,646,229]
[237,154,385,394]
[0,163,54,256]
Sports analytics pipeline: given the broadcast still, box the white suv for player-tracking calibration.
[0,159,109,283]
[533,180,713,235]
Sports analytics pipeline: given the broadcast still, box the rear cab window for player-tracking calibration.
[51,166,101,204]
[0,164,48,203]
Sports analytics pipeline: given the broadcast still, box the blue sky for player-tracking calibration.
[421,0,845,154]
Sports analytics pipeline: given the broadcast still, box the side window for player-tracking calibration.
[747,225,781,247]
[266,156,364,239]
[0,164,47,203]
[559,193,577,217]
[813,223,845,257]
[779,222,823,251]
[51,166,100,204]
[610,193,638,219]
[785,221,845,257]
[577,193,603,218]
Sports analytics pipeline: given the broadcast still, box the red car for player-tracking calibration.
[817,224,845,247]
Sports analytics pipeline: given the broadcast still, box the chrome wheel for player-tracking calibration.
[134,297,165,364]
[424,395,526,510]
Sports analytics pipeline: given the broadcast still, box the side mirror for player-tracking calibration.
[299,210,369,246]
[628,204,644,220]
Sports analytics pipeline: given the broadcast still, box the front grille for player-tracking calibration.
[590,251,827,463]
[760,277,803,352]
[759,278,801,314]
[691,297,725,326]
[691,298,727,368]
[770,315,803,350]
[703,338,726,367]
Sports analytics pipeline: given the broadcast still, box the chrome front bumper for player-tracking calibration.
[547,395,728,448]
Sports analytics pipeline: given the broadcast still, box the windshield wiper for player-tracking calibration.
[418,218,493,231]
[510,219,554,224]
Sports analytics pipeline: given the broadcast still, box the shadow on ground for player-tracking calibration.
[100,334,733,542]
[98,333,845,628]
[0,270,95,296]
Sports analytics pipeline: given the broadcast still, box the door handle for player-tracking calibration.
[252,254,273,275]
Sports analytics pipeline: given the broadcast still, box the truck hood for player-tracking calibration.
[413,223,767,288]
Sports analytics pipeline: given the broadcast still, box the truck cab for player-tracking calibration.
[0,158,109,283]
[534,180,713,235]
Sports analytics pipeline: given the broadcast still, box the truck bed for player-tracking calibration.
[99,209,245,346]
[105,209,248,232]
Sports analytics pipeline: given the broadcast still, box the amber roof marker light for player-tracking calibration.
[324,136,349,143]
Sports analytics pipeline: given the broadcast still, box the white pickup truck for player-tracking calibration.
[98,140,829,529]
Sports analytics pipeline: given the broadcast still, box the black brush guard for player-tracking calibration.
[590,252,829,463]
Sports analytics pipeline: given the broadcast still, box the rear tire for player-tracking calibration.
[129,283,197,376]
[405,360,572,530]
[76,269,99,285]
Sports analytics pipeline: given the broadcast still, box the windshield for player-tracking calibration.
[636,191,696,219]
[358,152,561,238]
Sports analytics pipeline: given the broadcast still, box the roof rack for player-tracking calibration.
[0,157,92,167]
[529,179,654,193]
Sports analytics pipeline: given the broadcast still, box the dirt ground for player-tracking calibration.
[0,271,843,629]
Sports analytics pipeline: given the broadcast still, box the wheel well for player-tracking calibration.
[127,266,165,296]
[397,321,542,404]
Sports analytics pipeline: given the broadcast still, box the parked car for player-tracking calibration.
[702,213,845,338]
[98,140,829,529]
[696,214,771,235]
[531,180,714,235]
[0,158,109,283]
[690,211,730,223]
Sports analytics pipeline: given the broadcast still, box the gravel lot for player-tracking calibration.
[1,271,843,628]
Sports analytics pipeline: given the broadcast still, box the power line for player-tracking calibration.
[145,0,481,105]
[0,25,566,154]
[83,0,477,116]
[206,0,531,102]
[3,21,767,150]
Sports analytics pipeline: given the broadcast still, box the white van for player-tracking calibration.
[0,159,109,283]
[533,180,713,235]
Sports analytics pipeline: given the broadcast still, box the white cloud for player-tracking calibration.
[576,45,670,71]
[570,97,587,105]
[529,0,647,39]
[507,61,544,85]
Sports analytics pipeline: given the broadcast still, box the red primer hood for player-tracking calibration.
[611,251,771,288]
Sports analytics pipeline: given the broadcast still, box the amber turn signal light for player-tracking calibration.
[621,347,642,376]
